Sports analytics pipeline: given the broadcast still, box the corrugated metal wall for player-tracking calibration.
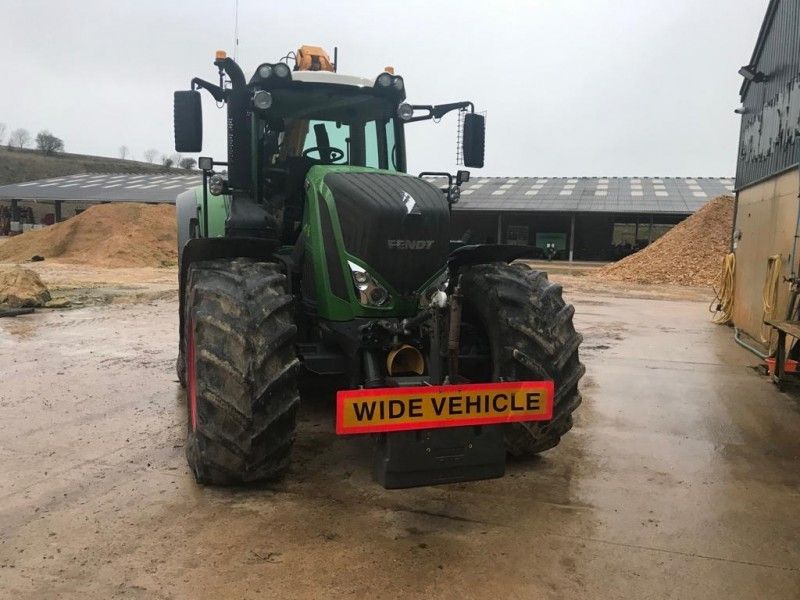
[735,0,800,190]
[732,169,799,342]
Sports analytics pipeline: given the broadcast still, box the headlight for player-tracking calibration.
[397,102,413,121]
[258,64,273,79]
[376,72,393,87]
[253,90,273,110]
[208,174,225,196]
[273,62,291,78]
[369,287,389,306]
[348,261,391,307]
[393,76,404,91]
[352,270,369,287]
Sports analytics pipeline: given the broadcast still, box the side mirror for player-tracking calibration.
[174,90,203,152]
[462,113,485,168]
[456,170,470,185]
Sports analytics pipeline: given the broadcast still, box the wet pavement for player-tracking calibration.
[1,284,799,599]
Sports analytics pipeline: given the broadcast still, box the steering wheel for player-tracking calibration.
[302,146,345,164]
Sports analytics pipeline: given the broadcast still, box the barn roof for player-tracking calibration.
[0,173,734,215]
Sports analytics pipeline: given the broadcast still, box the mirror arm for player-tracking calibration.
[191,77,226,103]
[406,101,475,123]
[431,101,474,119]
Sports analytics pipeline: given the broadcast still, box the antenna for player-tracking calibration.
[233,0,240,61]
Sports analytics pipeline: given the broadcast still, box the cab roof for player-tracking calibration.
[291,70,376,89]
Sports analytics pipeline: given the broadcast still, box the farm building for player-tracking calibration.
[0,173,732,263]
[732,0,800,345]
[450,176,732,261]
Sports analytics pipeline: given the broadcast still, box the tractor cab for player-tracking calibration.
[174,48,484,245]
[249,70,408,242]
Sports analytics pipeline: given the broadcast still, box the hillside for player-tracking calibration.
[0,147,175,186]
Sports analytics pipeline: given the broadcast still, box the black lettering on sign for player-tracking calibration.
[466,395,481,414]
[492,394,508,413]
[388,399,405,419]
[510,393,524,412]
[353,401,377,422]
[431,397,446,416]
[526,392,541,411]
[449,396,463,415]
[409,398,423,418]
[379,400,385,421]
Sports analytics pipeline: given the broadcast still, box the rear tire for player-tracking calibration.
[183,258,300,484]
[459,262,585,457]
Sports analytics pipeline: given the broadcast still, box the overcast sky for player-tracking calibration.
[2,0,768,177]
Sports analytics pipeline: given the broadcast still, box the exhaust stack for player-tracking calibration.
[386,345,425,376]
[213,54,251,191]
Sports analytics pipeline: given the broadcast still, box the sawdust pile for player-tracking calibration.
[595,195,734,287]
[0,204,177,268]
[0,266,51,307]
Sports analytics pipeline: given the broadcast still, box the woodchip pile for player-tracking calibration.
[0,203,177,268]
[595,195,734,287]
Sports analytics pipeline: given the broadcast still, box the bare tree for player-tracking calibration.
[9,128,31,149]
[119,145,129,160]
[161,154,174,168]
[170,152,183,166]
[178,157,197,170]
[0,123,6,145]
[143,148,158,163]
[35,130,65,155]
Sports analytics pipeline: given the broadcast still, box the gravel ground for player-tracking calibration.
[1,269,799,599]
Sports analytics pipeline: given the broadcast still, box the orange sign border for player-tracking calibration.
[336,380,554,435]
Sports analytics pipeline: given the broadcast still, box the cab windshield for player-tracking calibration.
[267,86,402,172]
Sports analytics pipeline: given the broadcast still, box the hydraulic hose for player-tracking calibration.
[760,254,782,347]
[710,253,735,324]
[713,253,782,360]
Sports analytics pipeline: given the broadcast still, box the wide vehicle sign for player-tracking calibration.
[336,380,554,435]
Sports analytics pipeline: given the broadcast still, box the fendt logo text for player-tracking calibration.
[387,240,435,250]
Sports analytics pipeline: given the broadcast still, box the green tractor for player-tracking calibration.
[174,46,584,488]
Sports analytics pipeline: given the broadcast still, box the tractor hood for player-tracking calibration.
[315,168,450,295]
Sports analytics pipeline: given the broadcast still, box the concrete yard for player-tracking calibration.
[1,275,799,599]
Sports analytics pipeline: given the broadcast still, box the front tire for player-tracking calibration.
[183,258,300,484]
[459,262,585,457]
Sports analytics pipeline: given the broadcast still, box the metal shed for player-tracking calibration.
[736,0,800,189]
[451,176,732,261]
[0,173,199,233]
[0,172,732,262]
[731,0,800,343]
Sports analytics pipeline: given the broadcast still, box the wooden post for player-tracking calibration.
[54,200,63,223]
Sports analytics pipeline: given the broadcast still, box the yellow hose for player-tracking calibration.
[710,253,735,324]
[760,254,782,346]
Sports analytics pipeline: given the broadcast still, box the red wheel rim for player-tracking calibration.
[187,320,198,431]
